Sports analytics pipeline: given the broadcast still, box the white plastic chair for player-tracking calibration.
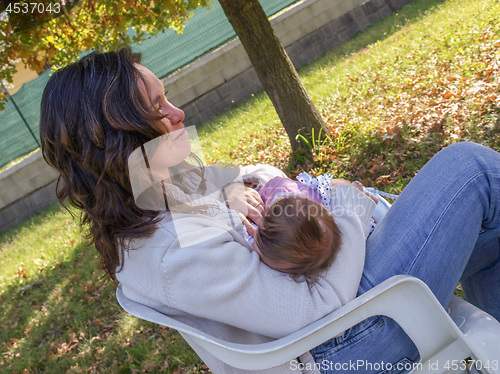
[116,275,500,373]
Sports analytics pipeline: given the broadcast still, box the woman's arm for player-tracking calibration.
[161,185,375,338]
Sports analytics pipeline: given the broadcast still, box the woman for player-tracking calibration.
[40,48,500,373]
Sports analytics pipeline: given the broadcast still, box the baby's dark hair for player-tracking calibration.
[254,197,342,284]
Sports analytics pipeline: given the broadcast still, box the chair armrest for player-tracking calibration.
[117,275,475,371]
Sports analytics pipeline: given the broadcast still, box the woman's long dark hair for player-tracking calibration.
[40,47,189,279]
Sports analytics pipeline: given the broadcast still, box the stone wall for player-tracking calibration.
[0,151,58,233]
[0,0,414,233]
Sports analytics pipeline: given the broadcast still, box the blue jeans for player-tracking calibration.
[311,142,500,373]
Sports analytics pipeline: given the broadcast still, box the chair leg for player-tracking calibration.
[447,296,500,374]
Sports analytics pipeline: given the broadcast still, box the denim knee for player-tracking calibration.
[437,141,497,164]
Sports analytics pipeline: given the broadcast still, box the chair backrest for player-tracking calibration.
[116,275,500,373]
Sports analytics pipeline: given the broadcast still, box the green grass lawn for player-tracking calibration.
[1,0,499,371]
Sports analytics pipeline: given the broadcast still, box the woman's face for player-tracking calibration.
[135,64,191,171]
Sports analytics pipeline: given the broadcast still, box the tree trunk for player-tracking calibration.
[218,0,330,151]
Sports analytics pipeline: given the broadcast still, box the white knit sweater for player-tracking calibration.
[116,164,375,373]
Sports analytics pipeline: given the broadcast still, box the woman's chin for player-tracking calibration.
[173,141,191,156]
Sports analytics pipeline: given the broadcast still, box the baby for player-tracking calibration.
[248,175,342,283]
[247,173,393,283]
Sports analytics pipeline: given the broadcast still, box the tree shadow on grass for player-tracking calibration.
[284,122,496,196]
[0,239,203,373]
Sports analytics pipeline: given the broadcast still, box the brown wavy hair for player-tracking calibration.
[40,47,198,279]
[255,197,342,284]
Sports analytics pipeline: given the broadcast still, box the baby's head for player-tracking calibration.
[253,197,342,284]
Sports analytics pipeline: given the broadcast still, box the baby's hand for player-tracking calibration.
[331,178,355,188]
[331,179,378,203]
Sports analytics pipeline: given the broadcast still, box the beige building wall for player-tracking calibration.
[2,61,39,94]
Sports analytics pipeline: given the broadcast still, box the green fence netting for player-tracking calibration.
[0,0,300,170]
[0,70,50,170]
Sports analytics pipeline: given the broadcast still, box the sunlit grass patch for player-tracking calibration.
[199,0,500,191]
[0,204,82,288]
[297,0,500,187]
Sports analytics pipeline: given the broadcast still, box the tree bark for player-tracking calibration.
[218,0,330,151]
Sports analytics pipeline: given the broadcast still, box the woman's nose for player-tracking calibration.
[166,102,185,126]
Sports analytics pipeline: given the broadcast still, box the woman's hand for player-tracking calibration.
[243,187,265,223]
[241,187,264,237]
[224,183,265,236]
